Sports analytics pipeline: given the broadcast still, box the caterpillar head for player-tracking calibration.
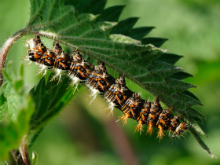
[172,123,189,138]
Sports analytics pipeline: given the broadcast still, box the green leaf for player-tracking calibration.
[169,71,193,80]
[157,53,183,65]
[28,73,75,144]
[0,65,34,161]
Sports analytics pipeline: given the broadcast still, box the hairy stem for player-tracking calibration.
[20,135,31,165]
[9,149,25,165]
[0,28,28,86]
[7,136,31,165]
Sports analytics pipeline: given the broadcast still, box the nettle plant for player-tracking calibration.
[0,0,216,164]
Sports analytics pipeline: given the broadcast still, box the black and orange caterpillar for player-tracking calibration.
[26,34,188,140]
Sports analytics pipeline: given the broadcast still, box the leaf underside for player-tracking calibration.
[1,0,214,159]
[28,73,75,145]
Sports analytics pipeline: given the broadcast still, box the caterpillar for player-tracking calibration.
[26,34,188,140]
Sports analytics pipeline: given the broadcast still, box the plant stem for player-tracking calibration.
[7,150,17,165]
[7,136,31,165]
[9,149,25,165]
[20,135,31,165]
[0,28,28,86]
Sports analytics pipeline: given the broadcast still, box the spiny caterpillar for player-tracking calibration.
[26,34,188,140]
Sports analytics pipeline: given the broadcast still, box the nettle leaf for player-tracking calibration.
[19,0,213,157]
[28,74,75,145]
[0,64,34,161]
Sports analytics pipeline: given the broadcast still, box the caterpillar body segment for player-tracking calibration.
[27,34,46,63]
[39,49,56,67]
[135,100,151,134]
[85,63,114,92]
[69,51,94,80]
[53,41,72,71]
[120,93,143,125]
[85,63,115,104]
[156,108,172,139]
[104,76,132,115]
[170,115,188,138]
[51,41,72,82]
[147,97,163,135]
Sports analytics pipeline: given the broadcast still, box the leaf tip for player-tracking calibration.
[210,153,217,159]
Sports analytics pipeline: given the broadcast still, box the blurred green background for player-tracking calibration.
[1,0,220,164]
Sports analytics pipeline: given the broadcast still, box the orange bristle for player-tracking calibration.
[119,113,130,126]
[157,125,164,141]
[147,122,154,135]
[135,121,144,134]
